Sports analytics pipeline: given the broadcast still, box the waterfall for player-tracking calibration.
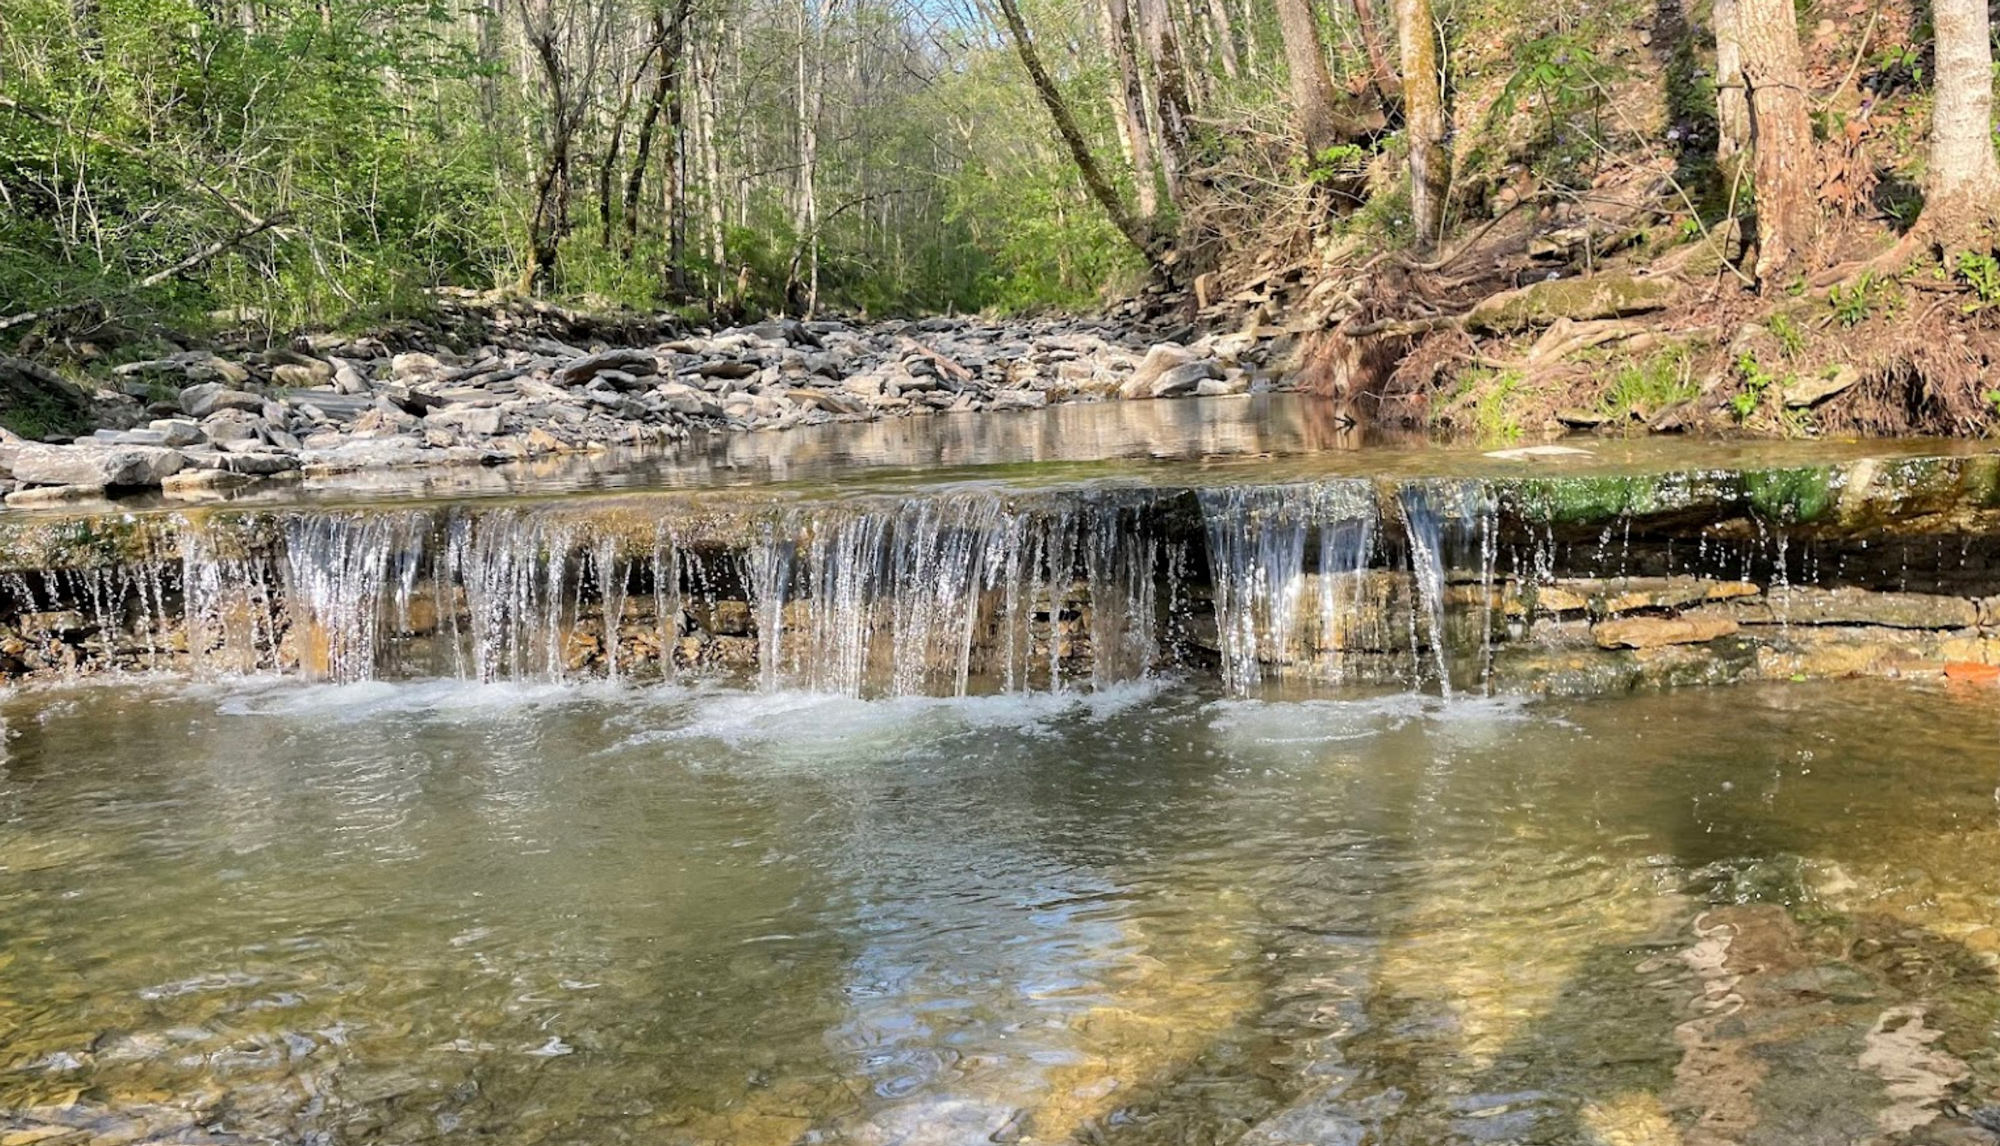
[135,491,1175,696]
[1398,481,1499,699]
[9,465,1905,697]
[745,492,1165,696]
[1198,481,1378,694]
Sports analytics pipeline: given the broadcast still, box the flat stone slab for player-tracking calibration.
[1728,587,1980,630]
[1594,614,1741,649]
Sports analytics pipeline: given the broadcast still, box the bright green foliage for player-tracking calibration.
[1732,352,1779,418]
[1955,251,2000,311]
[1442,367,1526,442]
[1827,273,1899,328]
[1599,347,1696,416]
[0,0,1124,331]
[1768,313,1806,357]
[1485,25,1624,190]
[1304,144,1369,187]
[1,0,505,333]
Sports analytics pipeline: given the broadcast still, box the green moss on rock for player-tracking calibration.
[1464,274,1678,334]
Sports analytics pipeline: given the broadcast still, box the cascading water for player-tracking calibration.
[120,491,1181,697]
[747,492,1167,696]
[1198,481,1379,693]
[1395,481,1495,699]
[9,456,1981,699]
[0,483,1542,697]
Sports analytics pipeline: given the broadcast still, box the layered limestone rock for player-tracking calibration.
[3,452,2000,696]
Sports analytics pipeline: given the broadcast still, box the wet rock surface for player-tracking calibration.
[5,454,2000,696]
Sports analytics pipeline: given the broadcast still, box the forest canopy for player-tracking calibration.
[3,0,1998,345]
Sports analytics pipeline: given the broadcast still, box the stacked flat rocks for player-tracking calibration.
[0,316,1287,506]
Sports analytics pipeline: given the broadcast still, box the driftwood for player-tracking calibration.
[0,302,100,336]
[898,337,974,382]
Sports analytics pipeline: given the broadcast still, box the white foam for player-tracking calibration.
[209,676,643,721]
[618,677,1175,755]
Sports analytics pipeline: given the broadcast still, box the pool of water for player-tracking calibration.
[32,394,1988,516]
[0,676,1996,1144]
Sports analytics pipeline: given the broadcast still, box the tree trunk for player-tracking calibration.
[1275,0,1344,158]
[1712,0,1749,178]
[1136,0,1193,204]
[598,45,655,248]
[520,11,572,292]
[624,1,691,256]
[1735,0,1813,283]
[1395,0,1447,250]
[993,0,1163,268]
[1350,0,1399,104]
[695,35,727,293]
[1101,0,1160,219]
[1167,0,1207,109]
[1204,0,1240,79]
[1920,0,2000,252]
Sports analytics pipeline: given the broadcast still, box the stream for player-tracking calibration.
[0,398,1997,1144]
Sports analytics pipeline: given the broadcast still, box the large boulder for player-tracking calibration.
[425,406,504,437]
[558,348,658,387]
[391,352,445,382]
[656,382,721,417]
[180,383,267,419]
[331,359,372,395]
[1147,361,1220,398]
[6,442,184,488]
[270,360,334,388]
[1117,343,1200,399]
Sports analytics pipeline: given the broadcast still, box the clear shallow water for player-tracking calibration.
[25,394,1986,515]
[0,677,1997,1145]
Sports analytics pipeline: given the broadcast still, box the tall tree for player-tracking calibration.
[622,0,693,258]
[1734,0,1812,283]
[1135,0,1194,204]
[1395,0,1447,250]
[992,0,1163,268]
[1916,0,2000,253]
[1350,0,1398,105]
[1203,0,1240,79]
[1712,0,1749,179]
[790,0,840,315]
[1100,0,1161,219]
[1274,0,1344,158]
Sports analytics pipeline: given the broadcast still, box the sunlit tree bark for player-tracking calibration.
[1274,0,1344,158]
[1395,0,1447,250]
[1735,0,1812,283]
[1917,0,2000,254]
[993,0,1163,268]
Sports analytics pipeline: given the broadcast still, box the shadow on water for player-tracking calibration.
[1055,684,2000,1146]
[1346,684,2000,1146]
[4,680,2000,1145]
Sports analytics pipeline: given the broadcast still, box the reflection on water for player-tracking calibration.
[33,395,1986,515]
[0,678,1997,1144]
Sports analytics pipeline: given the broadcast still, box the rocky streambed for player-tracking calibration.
[3,310,1287,506]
